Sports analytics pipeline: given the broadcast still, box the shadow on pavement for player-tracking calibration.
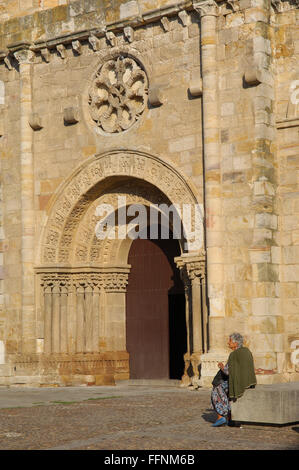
[201,410,216,424]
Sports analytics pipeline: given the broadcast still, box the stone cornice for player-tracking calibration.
[35,265,131,274]
[0,1,193,52]
[0,1,195,63]
[0,0,297,66]
[276,117,299,129]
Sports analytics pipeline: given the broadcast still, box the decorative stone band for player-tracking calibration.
[37,266,130,293]
[0,0,296,69]
[11,351,130,386]
[0,2,193,66]
[36,266,130,357]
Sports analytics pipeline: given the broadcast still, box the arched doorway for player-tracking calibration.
[126,236,186,380]
[35,150,206,386]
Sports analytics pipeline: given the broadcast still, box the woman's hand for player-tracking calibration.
[218,362,225,370]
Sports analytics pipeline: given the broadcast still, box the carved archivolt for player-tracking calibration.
[40,151,202,265]
[88,56,148,134]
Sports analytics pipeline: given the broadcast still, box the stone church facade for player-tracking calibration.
[0,0,298,387]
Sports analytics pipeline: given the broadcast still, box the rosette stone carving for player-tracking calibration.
[88,56,148,133]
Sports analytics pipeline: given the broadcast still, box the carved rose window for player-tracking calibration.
[88,56,148,134]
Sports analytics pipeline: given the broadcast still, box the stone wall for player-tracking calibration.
[0,1,100,22]
[0,0,298,386]
[275,5,299,381]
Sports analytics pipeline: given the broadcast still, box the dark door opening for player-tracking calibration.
[126,236,186,380]
[169,293,186,379]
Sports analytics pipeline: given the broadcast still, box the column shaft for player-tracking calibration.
[195,1,225,353]
[14,48,36,354]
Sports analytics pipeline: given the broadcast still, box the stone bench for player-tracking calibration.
[230,382,299,425]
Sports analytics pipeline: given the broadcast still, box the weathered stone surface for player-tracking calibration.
[231,382,299,424]
[0,0,297,388]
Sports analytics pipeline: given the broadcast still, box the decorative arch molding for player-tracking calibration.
[39,149,204,266]
[34,150,207,386]
[73,186,186,266]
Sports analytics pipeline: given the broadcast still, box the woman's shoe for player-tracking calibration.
[212,417,227,427]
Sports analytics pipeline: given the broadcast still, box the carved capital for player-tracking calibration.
[175,252,206,282]
[227,0,240,12]
[40,269,129,293]
[175,262,191,291]
[187,264,205,281]
[102,272,129,293]
[13,48,35,65]
[40,273,72,292]
[271,0,284,12]
[193,0,219,17]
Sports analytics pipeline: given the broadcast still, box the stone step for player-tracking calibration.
[230,382,299,425]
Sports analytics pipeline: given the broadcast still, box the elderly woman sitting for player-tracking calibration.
[211,332,256,427]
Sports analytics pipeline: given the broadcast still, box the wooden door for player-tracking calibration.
[126,238,184,379]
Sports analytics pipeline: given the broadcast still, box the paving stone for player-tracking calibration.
[0,384,297,450]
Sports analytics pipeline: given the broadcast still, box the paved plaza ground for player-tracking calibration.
[0,382,298,451]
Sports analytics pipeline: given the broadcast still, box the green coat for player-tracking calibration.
[228,346,257,399]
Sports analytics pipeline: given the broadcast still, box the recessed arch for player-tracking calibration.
[35,150,207,386]
[38,150,204,266]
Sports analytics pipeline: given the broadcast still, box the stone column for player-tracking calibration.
[175,260,192,386]
[67,278,76,354]
[60,283,68,353]
[43,283,52,354]
[194,1,227,356]
[85,283,94,352]
[76,282,85,353]
[245,0,281,381]
[102,269,129,352]
[186,254,206,387]
[176,252,206,387]
[13,45,36,354]
[52,282,60,353]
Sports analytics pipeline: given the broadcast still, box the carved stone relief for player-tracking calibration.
[39,269,129,355]
[41,151,201,265]
[88,56,148,134]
